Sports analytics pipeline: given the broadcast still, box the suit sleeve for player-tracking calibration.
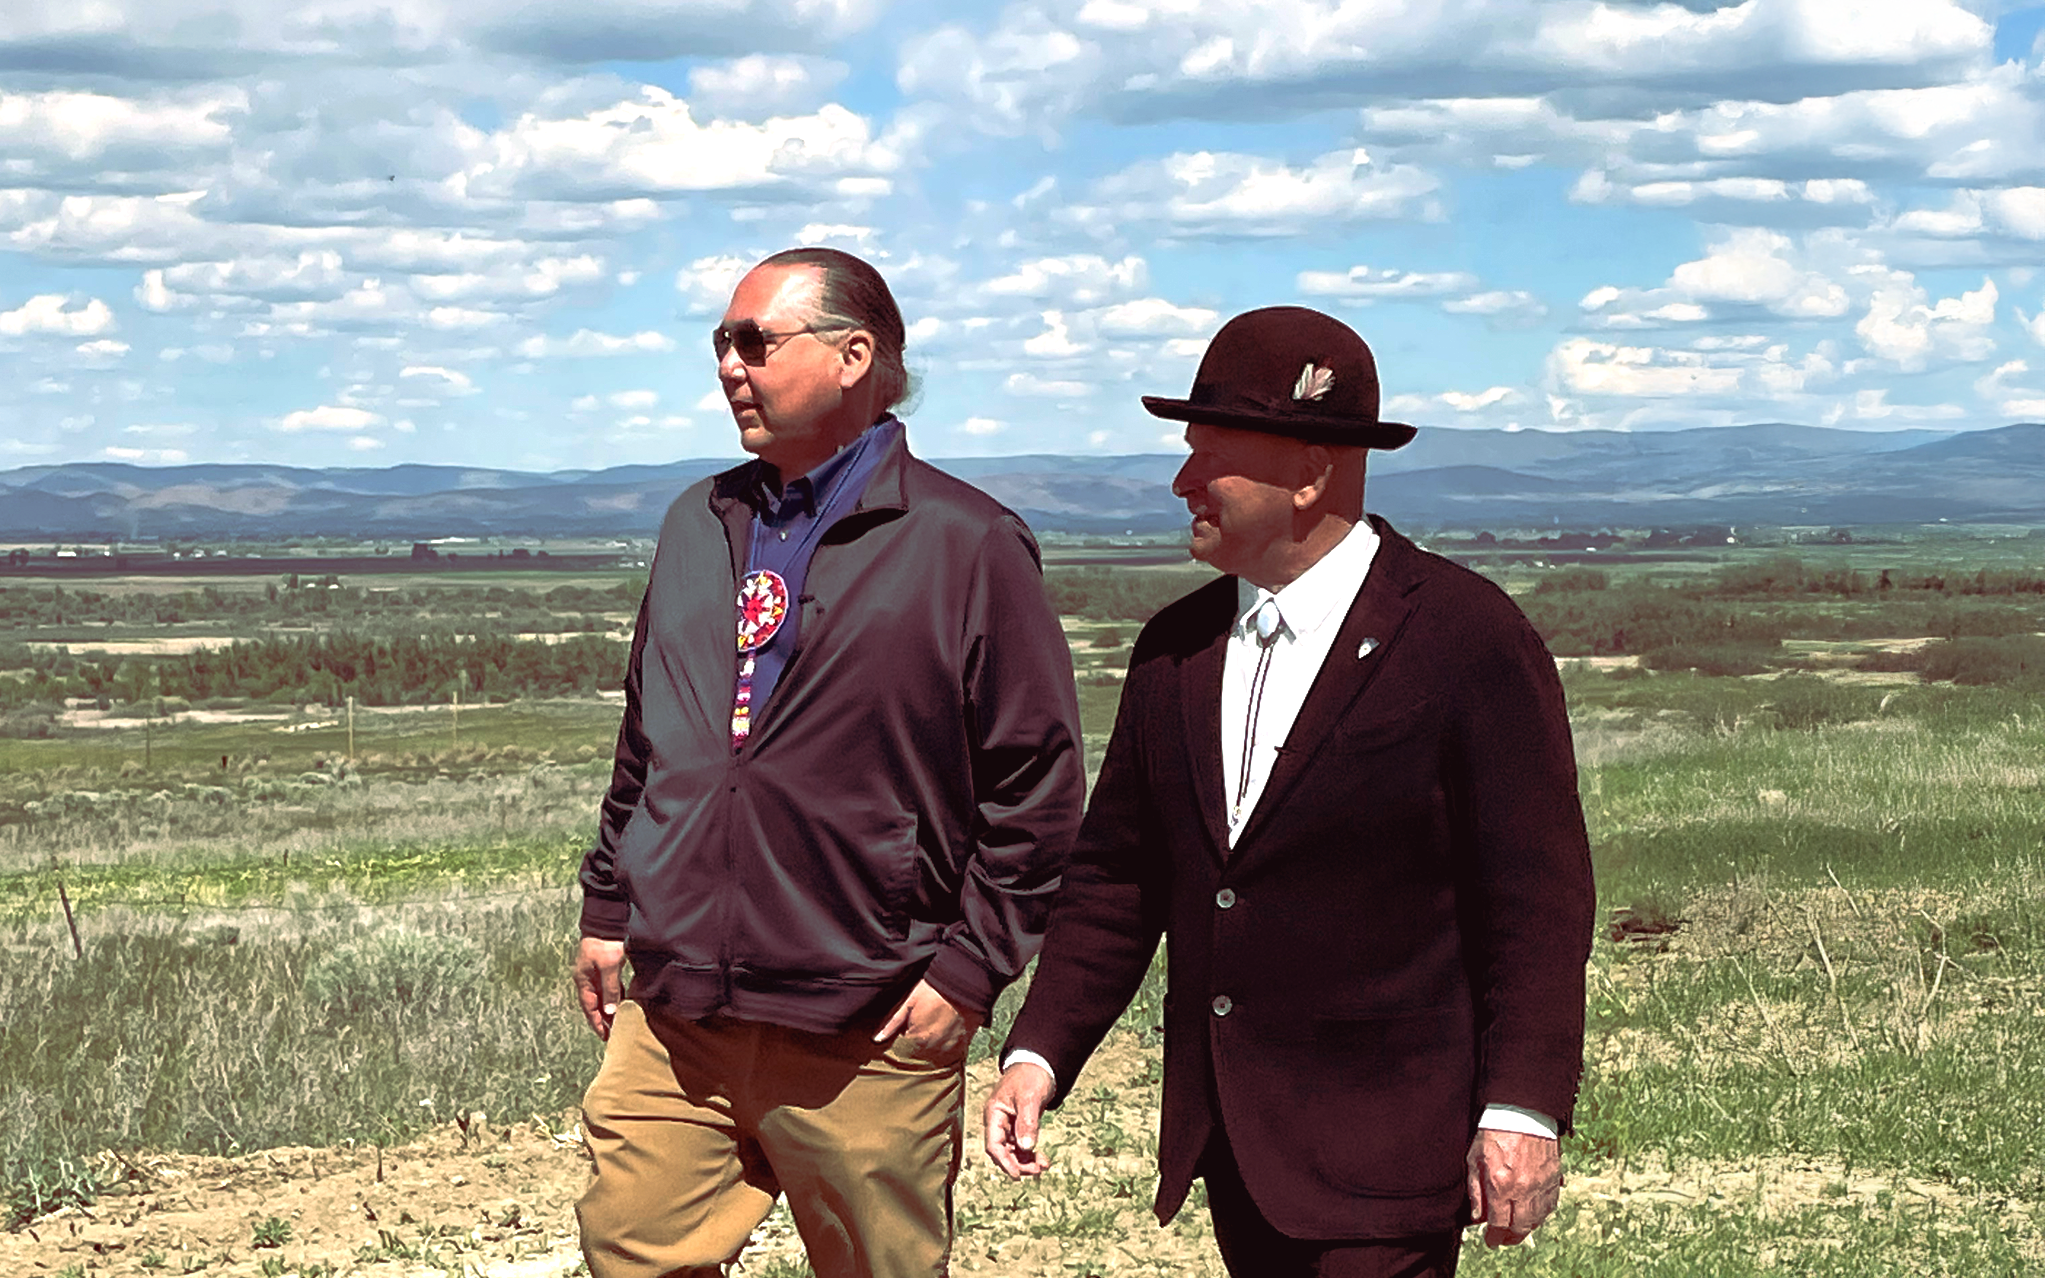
[999,626,1173,1107]
[921,518,1087,1018]
[577,588,651,940]
[1448,602,1596,1132]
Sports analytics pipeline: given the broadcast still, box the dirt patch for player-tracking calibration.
[3,1119,589,1278]
[2,1035,1229,1278]
[31,639,247,657]
[1565,1152,2043,1241]
[57,709,294,730]
[1556,654,1643,672]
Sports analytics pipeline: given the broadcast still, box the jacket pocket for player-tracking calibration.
[1317,694,1441,759]
[1288,1005,1473,1196]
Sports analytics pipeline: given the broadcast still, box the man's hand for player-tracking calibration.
[573,937,627,1040]
[983,1060,1056,1179]
[874,979,983,1060]
[1466,1129,1562,1247]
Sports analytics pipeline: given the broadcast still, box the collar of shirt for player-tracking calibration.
[750,416,895,524]
[1232,518,1382,644]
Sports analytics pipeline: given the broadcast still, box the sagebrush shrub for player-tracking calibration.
[303,928,486,1018]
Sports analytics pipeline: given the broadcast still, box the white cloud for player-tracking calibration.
[518,329,677,358]
[399,366,477,394]
[983,255,1146,304]
[1443,290,1548,323]
[1062,149,1439,239]
[1005,371,1091,397]
[347,435,386,451]
[1823,388,1965,423]
[455,89,900,204]
[793,223,877,251]
[275,405,384,432]
[1900,188,2045,245]
[609,389,659,409]
[1974,359,2042,416]
[687,56,850,118]
[902,0,1990,137]
[1297,265,1478,300]
[1855,274,1995,370]
[425,307,505,331]
[0,1,882,73]
[1580,229,1850,327]
[1094,298,1216,337]
[0,294,115,337]
[100,445,189,463]
[0,87,241,179]
[959,416,1006,435]
[1550,339,1749,398]
[411,255,605,303]
[677,255,754,314]
[158,251,350,304]
[1441,387,1520,412]
[1385,386,1527,419]
[1023,311,1087,357]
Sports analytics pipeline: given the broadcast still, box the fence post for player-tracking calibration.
[57,878,83,960]
[347,695,356,760]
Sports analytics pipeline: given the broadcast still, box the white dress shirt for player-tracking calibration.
[1008,518,1555,1140]
[1221,519,1379,846]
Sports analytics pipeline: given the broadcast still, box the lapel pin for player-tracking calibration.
[1358,637,1380,659]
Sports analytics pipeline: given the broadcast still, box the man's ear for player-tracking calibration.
[837,329,875,389]
[1294,445,1336,511]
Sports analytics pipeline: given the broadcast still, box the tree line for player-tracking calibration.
[0,579,644,631]
[0,632,626,709]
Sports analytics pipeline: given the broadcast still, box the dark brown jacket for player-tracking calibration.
[1005,518,1594,1239]
[580,428,1085,1034]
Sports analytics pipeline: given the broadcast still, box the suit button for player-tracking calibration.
[1215,888,1236,909]
[1211,995,1233,1017]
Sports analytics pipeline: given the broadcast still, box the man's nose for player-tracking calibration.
[717,346,747,385]
[1171,459,1198,498]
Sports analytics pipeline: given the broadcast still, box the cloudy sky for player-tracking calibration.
[3,0,2045,471]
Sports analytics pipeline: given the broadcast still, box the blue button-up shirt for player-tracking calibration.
[737,416,898,719]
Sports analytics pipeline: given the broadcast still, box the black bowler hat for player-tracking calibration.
[1142,305,1416,450]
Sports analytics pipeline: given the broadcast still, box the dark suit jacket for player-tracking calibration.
[1005,517,1594,1240]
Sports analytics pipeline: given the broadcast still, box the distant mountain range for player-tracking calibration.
[5,423,2044,539]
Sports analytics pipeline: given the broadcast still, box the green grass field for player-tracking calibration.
[2,542,2043,1271]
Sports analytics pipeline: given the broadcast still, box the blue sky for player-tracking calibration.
[2,0,2045,472]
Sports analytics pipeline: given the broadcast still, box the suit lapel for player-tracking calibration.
[1178,587,1236,863]
[1232,521,1428,854]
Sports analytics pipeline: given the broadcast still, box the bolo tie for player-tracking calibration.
[728,435,872,749]
[730,567,788,748]
[1232,596,1284,827]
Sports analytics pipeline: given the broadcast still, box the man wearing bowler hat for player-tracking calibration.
[983,306,1596,1276]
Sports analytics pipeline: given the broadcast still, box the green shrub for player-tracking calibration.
[1641,641,1782,676]
[1920,634,2045,686]
[1767,673,1876,730]
[303,928,487,1019]
[1532,567,1608,594]
[3,1155,110,1229]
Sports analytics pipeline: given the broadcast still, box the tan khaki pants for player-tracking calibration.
[576,1000,964,1278]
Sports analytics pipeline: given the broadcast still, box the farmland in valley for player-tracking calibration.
[2,526,2042,1276]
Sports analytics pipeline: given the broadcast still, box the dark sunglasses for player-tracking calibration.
[712,319,843,366]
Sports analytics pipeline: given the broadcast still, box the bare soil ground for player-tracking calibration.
[3,1036,1230,1278]
[12,1027,2042,1277]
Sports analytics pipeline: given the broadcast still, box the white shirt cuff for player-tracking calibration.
[1478,1103,1559,1139]
[1000,1048,1057,1091]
